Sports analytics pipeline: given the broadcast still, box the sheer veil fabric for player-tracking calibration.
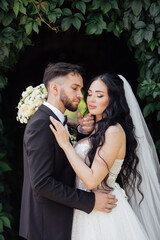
[119,75,160,240]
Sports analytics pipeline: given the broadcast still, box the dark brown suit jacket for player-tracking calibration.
[19,104,95,240]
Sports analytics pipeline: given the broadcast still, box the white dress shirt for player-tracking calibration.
[43,102,69,133]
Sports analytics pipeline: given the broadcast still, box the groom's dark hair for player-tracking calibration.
[43,62,84,89]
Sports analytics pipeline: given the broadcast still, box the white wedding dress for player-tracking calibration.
[71,139,149,240]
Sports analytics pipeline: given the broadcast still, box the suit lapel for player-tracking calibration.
[39,104,73,145]
[39,104,60,121]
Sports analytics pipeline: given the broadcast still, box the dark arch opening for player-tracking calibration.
[3,26,141,239]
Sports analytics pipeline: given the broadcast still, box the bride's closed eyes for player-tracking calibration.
[87,92,104,98]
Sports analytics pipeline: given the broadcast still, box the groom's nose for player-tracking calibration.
[77,90,83,99]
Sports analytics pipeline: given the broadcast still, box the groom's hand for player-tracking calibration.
[77,112,94,134]
[94,190,118,213]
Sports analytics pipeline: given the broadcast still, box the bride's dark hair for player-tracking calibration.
[86,73,143,201]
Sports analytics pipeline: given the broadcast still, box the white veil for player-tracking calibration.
[119,75,160,240]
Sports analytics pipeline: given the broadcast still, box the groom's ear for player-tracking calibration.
[50,82,59,96]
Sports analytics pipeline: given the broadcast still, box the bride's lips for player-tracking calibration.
[88,105,96,109]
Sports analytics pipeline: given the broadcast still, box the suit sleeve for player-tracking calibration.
[25,118,95,213]
[76,125,90,141]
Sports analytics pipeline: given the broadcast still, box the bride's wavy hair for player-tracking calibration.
[86,73,143,202]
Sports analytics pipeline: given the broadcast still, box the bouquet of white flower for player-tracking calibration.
[17,84,48,124]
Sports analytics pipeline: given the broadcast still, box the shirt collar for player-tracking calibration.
[43,101,65,124]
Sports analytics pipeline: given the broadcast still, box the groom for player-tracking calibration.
[19,62,117,240]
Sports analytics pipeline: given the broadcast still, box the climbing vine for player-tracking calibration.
[0,0,160,239]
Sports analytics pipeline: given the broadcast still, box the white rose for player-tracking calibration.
[26,86,34,94]
[24,106,35,117]
[22,91,28,98]
[33,99,42,107]
[32,89,41,97]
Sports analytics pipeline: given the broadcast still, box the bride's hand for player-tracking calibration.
[49,116,70,149]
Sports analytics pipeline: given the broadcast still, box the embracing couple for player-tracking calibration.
[19,62,160,240]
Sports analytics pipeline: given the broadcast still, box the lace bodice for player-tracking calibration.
[74,138,124,192]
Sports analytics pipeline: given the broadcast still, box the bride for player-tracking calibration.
[50,73,160,240]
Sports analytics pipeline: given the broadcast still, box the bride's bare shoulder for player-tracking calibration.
[105,124,125,137]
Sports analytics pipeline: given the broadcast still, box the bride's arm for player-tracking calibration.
[50,117,124,190]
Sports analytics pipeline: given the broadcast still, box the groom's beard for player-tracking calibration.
[60,88,78,111]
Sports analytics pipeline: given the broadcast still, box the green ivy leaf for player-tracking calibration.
[0,220,3,234]
[53,8,62,17]
[24,37,32,46]
[107,22,115,32]
[144,30,153,42]
[20,16,27,25]
[35,18,41,26]
[23,0,29,7]
[143,0,151,11]
[134,21,146,29]
[2,13,13,26]
[123,16,131,31]
[58,0,64,7]
[0,153,6,160]
[0,75,7,89]
[133,29,144,45]
[86,23,97,35]
[48,13,56,22]
[113,28,120,37]
[131,1,142,16]
[95,24,103,35]
[156,140,160,152]
[149,3,160,17]
[0,162,12,172]
[16,40,23,50]
[0,234,5,240]
[33,22,39,34]
[2,27,16,37]
[25,22,33,35]
[156,102,160,110]
[76,1,86,14]
[49,3,56,11]
[89,0,101,10]
[153,63,160,74]
[62,8,72,16]
[61,17,72,31]
[153,91,160,98]
[0,0,8,12]
[100,2,111,14]
[146,24,155,32]
[19,1,26,15]
[143,103,155,117]
[13,0,19,17]
[74,13,85,21]
[0,216,11,229]
[0,10,4,22]
[110,0,119,10]
[155,15,160,24]
[157,111,160,121]
[72,17,81,31]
